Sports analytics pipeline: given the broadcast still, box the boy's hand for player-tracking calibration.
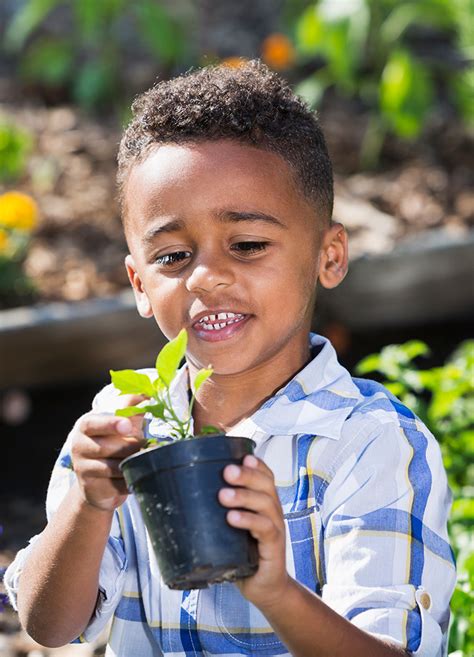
[219,455,291,610]
[70,394,147,513]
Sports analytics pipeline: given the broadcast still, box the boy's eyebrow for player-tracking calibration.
[142,219,184,244]
[142,209,287,244]
[216,209,287,229]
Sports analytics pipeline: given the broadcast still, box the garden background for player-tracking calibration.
[0,1,473,655]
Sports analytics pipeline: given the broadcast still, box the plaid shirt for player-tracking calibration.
[6,334,456,656]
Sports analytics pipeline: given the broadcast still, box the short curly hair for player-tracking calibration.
[118,59,333,224]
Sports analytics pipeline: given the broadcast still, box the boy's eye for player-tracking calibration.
[155,251,191,267]
[231,241,268,255]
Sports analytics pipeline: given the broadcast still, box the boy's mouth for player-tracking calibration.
[191,311,250,341]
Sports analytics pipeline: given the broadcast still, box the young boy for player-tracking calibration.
[6,60,455,657]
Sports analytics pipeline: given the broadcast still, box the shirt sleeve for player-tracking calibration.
[320,416,456,656]
[4,384,128,643]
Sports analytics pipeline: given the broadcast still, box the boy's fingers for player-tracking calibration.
[116,393,150,409]
[226,510,281,545]
[219,487,282,522]
[223,461,277,496]
[78,434,145,460]
[243,455,275,480]
[78,413,144,438]
[81,458,128,479]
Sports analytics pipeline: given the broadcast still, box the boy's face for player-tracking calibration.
[124,140,346,378]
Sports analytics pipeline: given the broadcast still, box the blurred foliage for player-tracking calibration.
[0,118,33,182]
[356,340,474,656]
[291,0,474,165]
[4,0,193,112]
[3,0,473,160]
[0,191,38,307]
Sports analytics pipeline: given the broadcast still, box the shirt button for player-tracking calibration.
[419,592,431,610]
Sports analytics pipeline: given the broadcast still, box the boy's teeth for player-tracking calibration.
[198,312,245,330]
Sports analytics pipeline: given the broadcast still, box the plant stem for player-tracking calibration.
[164,387,187,439]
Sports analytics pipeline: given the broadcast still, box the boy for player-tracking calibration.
[6,60,455,657]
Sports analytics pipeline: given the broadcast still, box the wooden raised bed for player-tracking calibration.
[1,229,473,390]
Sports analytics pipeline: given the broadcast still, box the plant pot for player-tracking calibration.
[120,435,259,589]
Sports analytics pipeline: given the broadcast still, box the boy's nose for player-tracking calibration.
[185,260,235,295]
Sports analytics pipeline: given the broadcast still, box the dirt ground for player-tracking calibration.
[0,96,473,310]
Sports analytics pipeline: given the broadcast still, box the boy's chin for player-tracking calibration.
[186,352,250,379]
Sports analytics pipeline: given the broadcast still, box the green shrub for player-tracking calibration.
[0,119,33,182]
[291,0,473,165]
[356,340,474,656]
[4,0,192,112]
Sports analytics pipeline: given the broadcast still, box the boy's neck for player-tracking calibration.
[190,342,312,434]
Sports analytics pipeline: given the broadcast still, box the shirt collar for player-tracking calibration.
[148,333,360,443]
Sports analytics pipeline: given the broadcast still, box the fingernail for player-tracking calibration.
[245,455,258,468]
[221,488,235,500]
[226,465,240,480]
[117,418,132,434]
[228,510,241,523]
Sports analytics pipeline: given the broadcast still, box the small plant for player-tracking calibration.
[356,340,474,657]
[0,119,33,182]
[110,328,217,445]
[111,330,256,587]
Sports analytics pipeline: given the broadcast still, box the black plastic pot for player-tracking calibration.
[120,435,259,589]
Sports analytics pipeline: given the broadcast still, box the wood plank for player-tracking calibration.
[1,229,473,389]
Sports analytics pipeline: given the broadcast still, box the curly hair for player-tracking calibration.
[118,59,333,223]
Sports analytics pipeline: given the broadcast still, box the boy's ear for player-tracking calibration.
[318,222,348,289]
[125,255,154,318]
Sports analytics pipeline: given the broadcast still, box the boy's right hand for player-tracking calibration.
[70,394,147,512]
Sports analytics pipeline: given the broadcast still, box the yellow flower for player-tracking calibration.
[0,191,38,232]
[221,56,248,69]
[261,33,296,70]
[0,228,10,255]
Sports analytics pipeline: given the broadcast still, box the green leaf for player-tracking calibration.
[385,382,407,397]
[115,402,165,418]
[0,121,33,182]
[295,76,327,108]
[115,405,147,417]
[133,0,185,63]
[401,340,430,360]
[20,38,74,87]
[451,498,474,522]
[153,377,166,394]
[199,425,221,435]
[379,49,433,139]
[74,59,118,110]
[110,369,155,397]
[354,353,381,375]
[144,402,166,419]
[295,6,324,55]
[193,368,213,393]
[5,0,61,51]
[156,329,187,387]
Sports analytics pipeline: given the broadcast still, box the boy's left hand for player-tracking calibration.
[218,454,291,610]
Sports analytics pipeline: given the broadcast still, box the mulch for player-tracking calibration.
[0,100,472,310]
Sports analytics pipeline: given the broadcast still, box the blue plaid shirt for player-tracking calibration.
[6,334,456,656]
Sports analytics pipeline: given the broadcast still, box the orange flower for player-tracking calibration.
[261,33,296,70]
[0,191,38,232]
[221,56,248,69]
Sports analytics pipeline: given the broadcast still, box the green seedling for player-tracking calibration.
[110,328,217,446]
